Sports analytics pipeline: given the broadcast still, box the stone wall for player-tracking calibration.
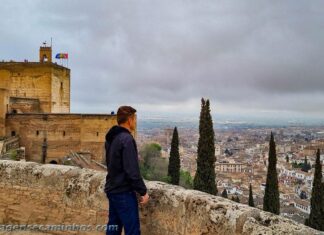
[0,89,9,137]
[0,160,107,235]
[5,114,119,163]
[9,97,41,113]
[0,63,53,113]
[51,67,70,113]
[0,62,70,113]
[0,160,322,235]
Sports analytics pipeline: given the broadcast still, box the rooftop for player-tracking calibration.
[0,61,69,71]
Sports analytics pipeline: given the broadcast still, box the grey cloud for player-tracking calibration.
[1,0,324,118]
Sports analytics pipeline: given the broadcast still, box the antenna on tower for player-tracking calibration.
[50,37,53,47]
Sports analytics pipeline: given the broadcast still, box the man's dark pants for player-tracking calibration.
[106,191,141,235]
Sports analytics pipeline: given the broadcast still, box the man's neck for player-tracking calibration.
[119,124,131,133]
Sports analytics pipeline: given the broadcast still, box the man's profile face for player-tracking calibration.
[128,114,136,131]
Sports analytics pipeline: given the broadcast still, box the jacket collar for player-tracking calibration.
[105,125,131,143]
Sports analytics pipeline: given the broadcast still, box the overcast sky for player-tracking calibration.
[1,0,324,122]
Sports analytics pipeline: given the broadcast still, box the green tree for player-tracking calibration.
[221,189,228,198]
[179,170,193,189]
[249,183,255,207]
[302,156,311,172]
[292,161,303,169]
[286,155,289,163]
[140,142,162,168]
[307,149,323,231]
[139,143,168,182]
[263,132,280,215]
[193,98,217,195]
[168,127,181,185]
[9,149,18,161]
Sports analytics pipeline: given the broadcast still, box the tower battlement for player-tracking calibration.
[39,45,52,63]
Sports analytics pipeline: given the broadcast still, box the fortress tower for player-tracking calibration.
[0,45,70,114]
[0,44,127,164]
[39,45,52,63]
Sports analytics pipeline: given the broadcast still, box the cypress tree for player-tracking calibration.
[249,183,255,207]
[167,127,180,185]
[302,157,306,172]
[263,132,280,215]
[321,182,324,231]
[221,189,228,198]
[307,149,323,231]
[302,156,311,172]
[193,98,217,195]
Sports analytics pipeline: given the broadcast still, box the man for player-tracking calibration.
[104,106,149,235]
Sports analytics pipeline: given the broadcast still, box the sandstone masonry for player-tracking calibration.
[0,160,322,235]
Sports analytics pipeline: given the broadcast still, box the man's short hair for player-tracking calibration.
[117,106,137,125]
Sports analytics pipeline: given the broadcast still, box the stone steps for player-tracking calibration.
[67,151,106,171]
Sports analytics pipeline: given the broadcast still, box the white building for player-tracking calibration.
[226,186,243,195]
[215,161,248,173]
[215,144,221,156]
[294,199,310,214]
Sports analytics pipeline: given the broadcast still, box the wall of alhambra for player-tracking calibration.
[5,114,118,163]
[79,114,119,163]
[9,97,41,113]
[0,160,320,235]
[0,89,9,137]
[0,63,54,113]
[0,68,10,90]
[51,67,70,113]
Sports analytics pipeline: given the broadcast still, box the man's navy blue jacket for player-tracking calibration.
[104,125,147,196]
